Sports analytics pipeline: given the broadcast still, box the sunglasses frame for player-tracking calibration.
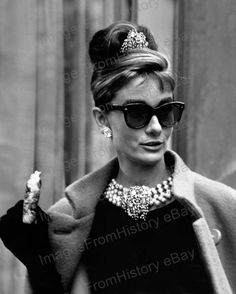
[102,101,185,129]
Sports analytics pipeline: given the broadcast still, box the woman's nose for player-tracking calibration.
[145,115,162,134]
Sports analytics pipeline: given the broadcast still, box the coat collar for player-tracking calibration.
[65,149,204,220]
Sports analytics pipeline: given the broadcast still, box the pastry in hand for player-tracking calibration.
[23,171,42,224]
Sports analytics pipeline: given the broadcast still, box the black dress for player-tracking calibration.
[82,197,214,294]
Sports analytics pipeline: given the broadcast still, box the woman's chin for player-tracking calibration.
[143,144,168,163]
[130,150,165,166]
[141,154,164,165]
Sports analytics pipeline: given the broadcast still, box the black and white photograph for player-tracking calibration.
[0,0,235,293]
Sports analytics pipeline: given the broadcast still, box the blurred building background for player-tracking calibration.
[0,0,235,293]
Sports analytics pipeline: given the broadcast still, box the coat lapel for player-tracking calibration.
[47,156,119,289]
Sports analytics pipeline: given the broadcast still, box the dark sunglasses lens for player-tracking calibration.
[126,105,149,128]
[158,104,182,127]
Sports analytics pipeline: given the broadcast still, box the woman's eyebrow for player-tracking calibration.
[122,99,145,105]
[156,97,173,106]
[122,97,173,106]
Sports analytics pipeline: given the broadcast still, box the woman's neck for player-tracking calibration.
[115,156,171,188]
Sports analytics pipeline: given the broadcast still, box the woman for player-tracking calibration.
[1,21,236,294]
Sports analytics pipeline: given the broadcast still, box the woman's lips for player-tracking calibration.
[140,142,163,151]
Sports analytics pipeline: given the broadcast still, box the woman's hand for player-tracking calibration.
[0,200,64,293]
[0,169,49,266]
[0,200,50,266]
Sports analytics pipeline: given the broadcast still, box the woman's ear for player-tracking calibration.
[92,107,110,129]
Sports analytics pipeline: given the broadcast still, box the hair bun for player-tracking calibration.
[89,21,158,66]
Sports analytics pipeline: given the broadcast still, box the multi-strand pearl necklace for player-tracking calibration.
[103,176,174,220]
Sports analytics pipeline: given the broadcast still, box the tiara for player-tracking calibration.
[120,29,149,53]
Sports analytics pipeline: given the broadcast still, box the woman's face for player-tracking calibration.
[95,75,173,166]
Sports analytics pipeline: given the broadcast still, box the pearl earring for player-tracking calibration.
[102,127,112,138]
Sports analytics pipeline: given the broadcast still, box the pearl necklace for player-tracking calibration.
[103,176,174,220]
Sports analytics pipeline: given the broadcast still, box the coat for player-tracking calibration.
[25,149,236,294]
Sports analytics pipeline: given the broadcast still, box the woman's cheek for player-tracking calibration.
[119,132,135,152]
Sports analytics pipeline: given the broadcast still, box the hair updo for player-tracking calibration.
[89,21,175,108]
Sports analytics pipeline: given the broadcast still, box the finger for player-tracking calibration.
[36,206,51,225]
